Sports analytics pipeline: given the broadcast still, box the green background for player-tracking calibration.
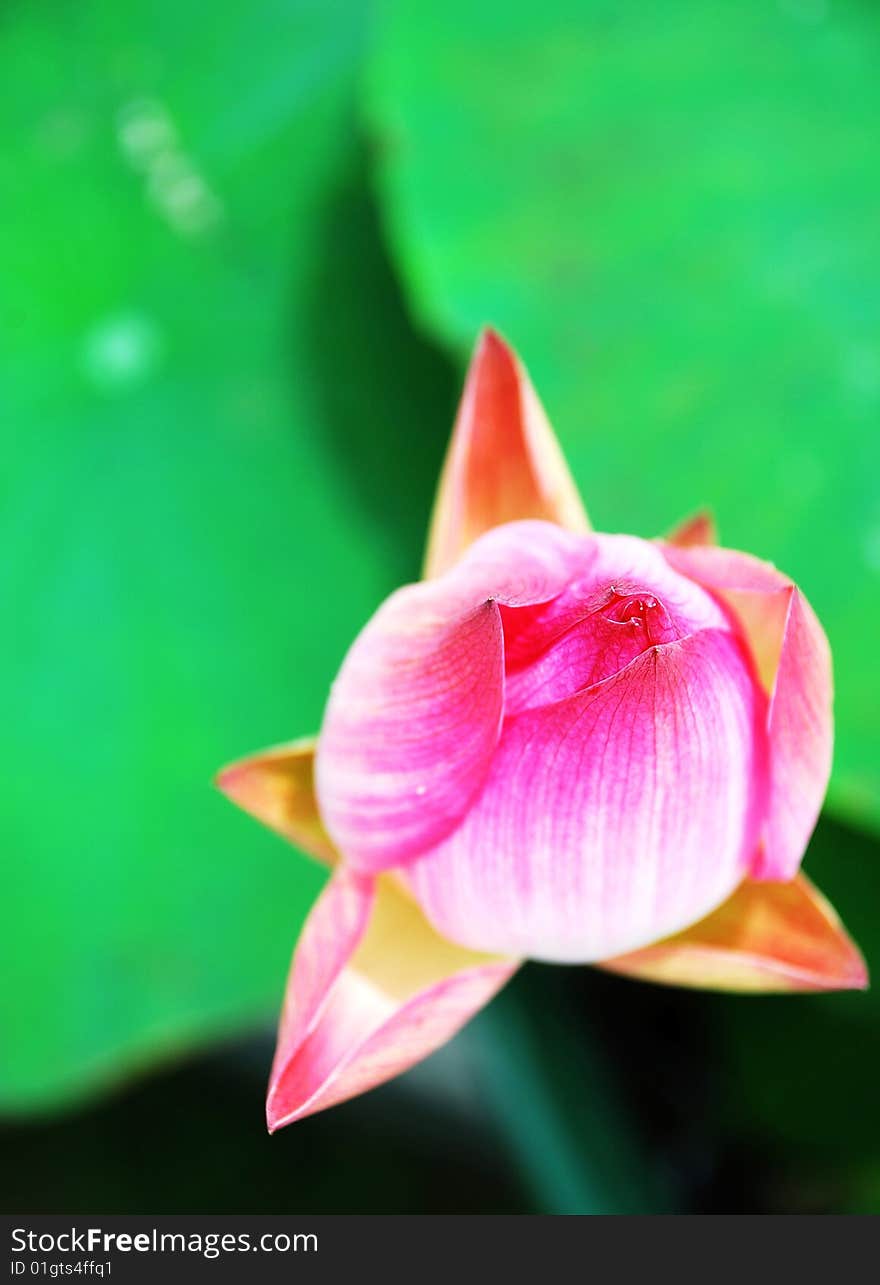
[3,0,878,1213]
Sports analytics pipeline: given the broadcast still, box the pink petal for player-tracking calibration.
[602,872,867,993]
[216,737,336,865]
[659,543,832,881]
[267,869,517,1128]
[408,627,766,962]
[665,510,717,548]
[423,329,590,579]
[501,532,729,715]
[316,521,588,871]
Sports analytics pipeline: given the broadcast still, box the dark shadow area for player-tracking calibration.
[301,138,459,583]
[1,1033,528,1214]
[488,962,714,1213]
[574,812,878,1214]
[577,967,719,1208]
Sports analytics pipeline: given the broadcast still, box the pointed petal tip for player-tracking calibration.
[214,739,337,864]
[786,928,868,992]
[214,759,255,808]
[214,759,243,796]
[265,1093,291,1134]
[665,509,718,548]
[843,946,869,992]
[424,327,590,577]
[468,326,521,393]
[475,324,513,359]
[264,871,518,1128]
[602,874,868,994]
[215,745,294,799]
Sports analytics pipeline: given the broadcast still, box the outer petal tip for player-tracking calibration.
[423,329,589,578]
[665,510,717,548]
[266,870,518,1128]
[216,738,336,865]
[475,323,509,354]
[602,873,867,994]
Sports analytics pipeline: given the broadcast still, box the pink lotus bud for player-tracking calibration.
[318,521,767,963]
[218,329,866,1127]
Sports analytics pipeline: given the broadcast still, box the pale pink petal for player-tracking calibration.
[216,737,336,865]
[316,521,589,871]
[423,329,590,579]
[451,517,590,606]
[267,869,517,1129]
[602,872,867,993]
[659,543,832,881]
[665,510,717,548]
[408,628,766,962]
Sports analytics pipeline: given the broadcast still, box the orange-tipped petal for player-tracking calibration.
[423,328,590,579]
[216,737,336,865]
[602,873,867,993]
[266,869,518,1128]
[666,510,717,548]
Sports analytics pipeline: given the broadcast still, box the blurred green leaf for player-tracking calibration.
[1,0,455,1108]
[367,0,880,831]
